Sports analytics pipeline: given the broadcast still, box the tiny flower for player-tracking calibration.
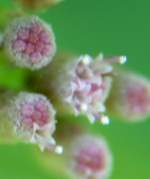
[36,53,126,124]
[4,16,56,70]
[16,0,63,10]
[69,135,112,179]
[107,71,150,122]
[8,92,61,153]
[66,55,112,121]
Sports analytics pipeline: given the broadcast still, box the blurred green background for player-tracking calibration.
[0,0,150,179]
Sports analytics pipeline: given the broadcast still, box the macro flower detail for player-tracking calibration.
[69,135,112,179]
[65,55,112,123]
[4,16,56,70]
[107,71,150,122]
[0,0,149,178]
[8,92,62,153]
[37,54,126,124]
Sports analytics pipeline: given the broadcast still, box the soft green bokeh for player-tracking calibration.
[0,0,150,179]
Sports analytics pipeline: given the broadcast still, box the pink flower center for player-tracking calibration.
[12,23,52,63]
[21,100,50,128]
[127,85,150,114]
[74,145,105,174]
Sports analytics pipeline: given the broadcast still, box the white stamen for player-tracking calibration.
[108,56,127,65]
[55,145,63,154]
[81,103,88,112]
[119,56,127,64]
[101,115,110,125]
[81,55,92,65]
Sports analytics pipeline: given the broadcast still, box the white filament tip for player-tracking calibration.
[55,146,63,154]
[119,56,127,64]
[81,103,88,112]
[82,55,92,65]
[101,115,110,125]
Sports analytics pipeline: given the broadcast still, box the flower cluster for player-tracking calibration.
[0,1,149,179]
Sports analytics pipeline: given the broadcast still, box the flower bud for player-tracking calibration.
[7,92,61,152]
[4,16,56,70]
[107,71,150,122]
[68,135,112,179]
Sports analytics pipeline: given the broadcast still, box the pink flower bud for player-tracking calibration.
[107,71,150,122]
[8,92,60,152]
[4,16,56,70]
[69,135,112,179]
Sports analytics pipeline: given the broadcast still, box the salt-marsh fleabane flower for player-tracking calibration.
[36,54,126,124]
[107,71,150,122]
[8,92,62,153]
[16,0,63,10]
[4,16,56,70]
[69,135,112,179]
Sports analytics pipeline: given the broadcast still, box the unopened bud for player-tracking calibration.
[107,70,150,122]
[68,135,112,179]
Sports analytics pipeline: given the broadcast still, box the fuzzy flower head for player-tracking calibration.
[64,54,126,123]
[4,16,56,70]
[110,72,150,122]
[8,92,62,153]
[69,135,112,179]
